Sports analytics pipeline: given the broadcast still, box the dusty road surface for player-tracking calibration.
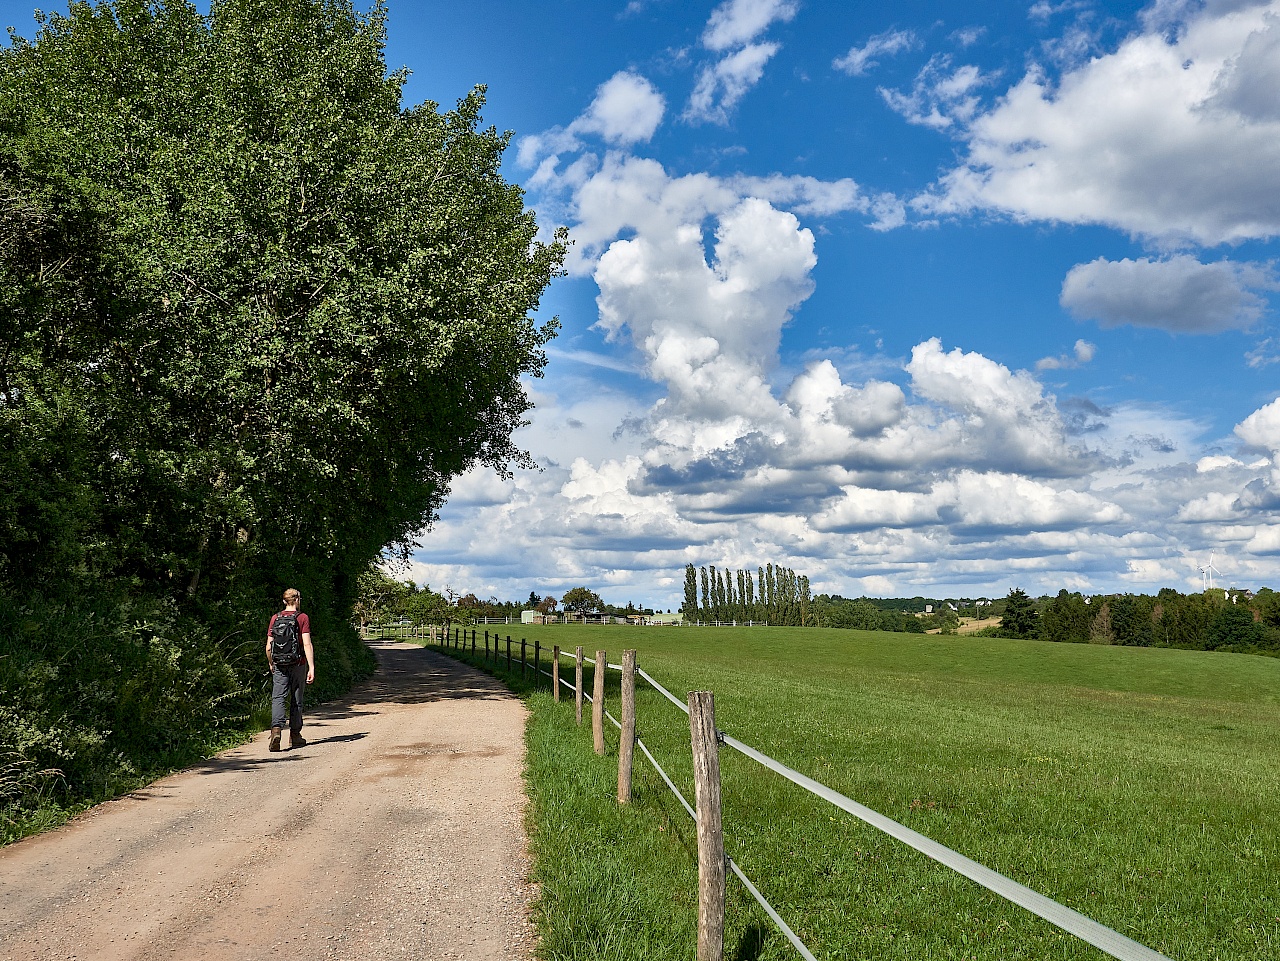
[0,640,536,961]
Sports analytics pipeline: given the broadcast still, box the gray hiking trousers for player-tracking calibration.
[270,662,308,733]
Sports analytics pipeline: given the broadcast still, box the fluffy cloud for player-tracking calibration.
[813,471,1122,533]
[731,174,892,219]
[686,42,780,124]
[561,155,890,274]
[685,0,797,124]
[833,28,918,76]
[880,55,991,130]
[1235,396,1280,451]
[701,0,798,51]
[517,71,665,177]
[572,71,666,145]
[916,1,1280,244]
[904,339,1093,475]
[1037,338,1096,370]
[1060,255,1274,333]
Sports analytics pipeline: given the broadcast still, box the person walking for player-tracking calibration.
[266,588,315,752]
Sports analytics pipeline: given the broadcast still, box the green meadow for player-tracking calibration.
[429,624,1280,961]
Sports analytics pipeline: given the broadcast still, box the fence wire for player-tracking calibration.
[632,660,1174,961]
[541,655,815,958]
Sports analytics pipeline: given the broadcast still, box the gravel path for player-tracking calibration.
[0,640,536,961]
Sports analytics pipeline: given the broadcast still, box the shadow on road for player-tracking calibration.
[177,754,309,780]
[301,732,368,747]
[332,641,514,710]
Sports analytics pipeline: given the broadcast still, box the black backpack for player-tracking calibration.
[271,612,303,667]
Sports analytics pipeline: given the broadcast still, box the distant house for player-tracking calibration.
[649,612,684,626]
[924,605,933,614]
[521,610,537,624]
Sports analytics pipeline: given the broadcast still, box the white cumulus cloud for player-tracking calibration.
[915,1,1280,245]
[1037,338,1096,370]
[572,71,666,145]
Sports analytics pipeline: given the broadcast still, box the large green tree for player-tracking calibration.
[0,0,564,601]
[1000,588,1039,639]
[560,586,603,615]
[682,564,698,618]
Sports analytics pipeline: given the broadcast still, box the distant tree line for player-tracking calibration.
[810,596,929,633]
[992,586,1280,653]
[682,563,813,625]
[354,571,659,626]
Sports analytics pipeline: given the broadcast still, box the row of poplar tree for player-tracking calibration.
[683,563,813,625]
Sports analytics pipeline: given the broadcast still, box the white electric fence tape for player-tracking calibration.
[471,644,1172,961]
[634,664,1173,961]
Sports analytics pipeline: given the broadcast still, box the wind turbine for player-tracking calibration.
[1208,550,1223,591]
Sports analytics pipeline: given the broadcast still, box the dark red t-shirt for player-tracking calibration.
[268,610,311,663]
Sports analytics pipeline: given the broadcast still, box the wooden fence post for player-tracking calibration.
[593,650,607,755]
[575,647,584,725]
[618,650,637,803]
[689,691,725,961]
[471,629,476,655]
[535,640,541,687]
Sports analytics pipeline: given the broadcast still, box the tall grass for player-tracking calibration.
[436,625,1280,960]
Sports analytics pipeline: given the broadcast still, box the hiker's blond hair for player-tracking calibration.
[283,588,301,606]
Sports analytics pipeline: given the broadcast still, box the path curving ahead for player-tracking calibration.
[0,641,536,961]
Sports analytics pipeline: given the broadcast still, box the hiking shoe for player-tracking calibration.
[290,732,307,750]
[269,727,282,752]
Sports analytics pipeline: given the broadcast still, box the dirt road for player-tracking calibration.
[0,641,536,961]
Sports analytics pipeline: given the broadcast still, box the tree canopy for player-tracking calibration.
[999,588,1039,638]
[560,586,603,614]
[0,0,564,602]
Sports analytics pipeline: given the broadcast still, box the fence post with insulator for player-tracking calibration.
[593,650,607,755]
[575,647,584,724]
[618,650,637,803]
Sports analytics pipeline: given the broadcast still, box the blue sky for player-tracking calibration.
[8,0,1280,607]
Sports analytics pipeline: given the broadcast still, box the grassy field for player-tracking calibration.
[426,624,1280,960]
